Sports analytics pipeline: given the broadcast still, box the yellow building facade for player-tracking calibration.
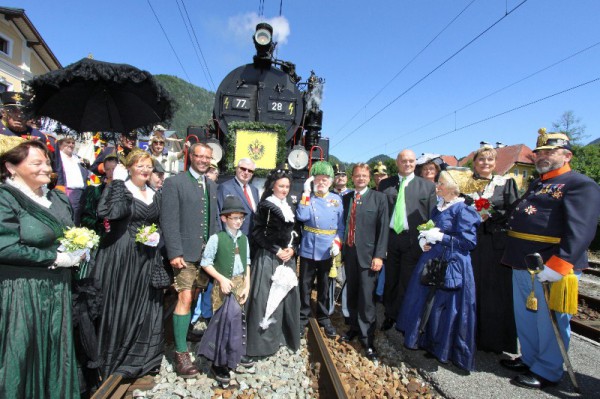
[0,7,60,92]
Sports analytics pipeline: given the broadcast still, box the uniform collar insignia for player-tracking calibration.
[541,163,571,181]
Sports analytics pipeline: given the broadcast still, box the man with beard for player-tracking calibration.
[296,161,344,337]
[332,164,352,196]
[500,129,600,390]
[1,92,56,157]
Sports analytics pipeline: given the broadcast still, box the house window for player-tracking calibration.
[0,35,12,56]
[513,169,519,176]
[522,170,528,179]
[0,82,7,93]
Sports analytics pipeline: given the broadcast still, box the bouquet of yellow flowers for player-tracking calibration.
[136,224,160,247]
[58,227,100,262]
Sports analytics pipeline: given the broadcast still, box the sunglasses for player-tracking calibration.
[239,166,255,174]
[152,141,165,145]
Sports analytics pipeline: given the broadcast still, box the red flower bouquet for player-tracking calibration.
[474,197,493,217]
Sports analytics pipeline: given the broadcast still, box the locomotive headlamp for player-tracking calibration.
[206,137,223,162]
[254,27,272,46]
[253,23,274,61]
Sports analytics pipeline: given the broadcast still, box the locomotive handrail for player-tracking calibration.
[308,145,324,171]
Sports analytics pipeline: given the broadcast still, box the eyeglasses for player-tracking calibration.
[227,216,245,222]
[239,166,255,174]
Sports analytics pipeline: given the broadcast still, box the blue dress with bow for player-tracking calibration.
[396,200,480,370]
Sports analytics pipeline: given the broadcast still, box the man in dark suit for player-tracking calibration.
[53,137,90,225]
[341,163,389,361]
[379,149,437,331]
[161,143,220,378]
[217,158,259,237]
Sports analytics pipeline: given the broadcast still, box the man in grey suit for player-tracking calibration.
[217,158,259,237]
[161,143,220,378]
[340,163,389,361]
[379,149,437,331]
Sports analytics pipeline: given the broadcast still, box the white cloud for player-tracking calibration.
[228,12,290,46]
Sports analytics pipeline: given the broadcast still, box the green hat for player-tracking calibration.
[310,161,334,179]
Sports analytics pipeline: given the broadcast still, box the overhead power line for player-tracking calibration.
[175,0,217,91]
[331,0,529,150]
[359,40,600,158]
[332,0,478,137]
[147,0,192,83]
[388,76,600,155]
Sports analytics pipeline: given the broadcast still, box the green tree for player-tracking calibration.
[552,110,588,145]
[571,144,600,184]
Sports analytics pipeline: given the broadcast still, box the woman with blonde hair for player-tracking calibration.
[397,171,480,371]
[90,149,164,379]
[468,145,519,354]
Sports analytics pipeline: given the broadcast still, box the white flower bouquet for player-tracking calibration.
[135,224,160,247]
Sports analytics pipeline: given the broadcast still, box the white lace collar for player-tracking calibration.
[5,178,52,208]
[125,180,155,205]
[266,194,295,222]
[437,196,465,212]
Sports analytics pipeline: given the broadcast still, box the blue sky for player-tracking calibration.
[10,0,600,162]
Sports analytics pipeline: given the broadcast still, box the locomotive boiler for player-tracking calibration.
[188,22,328,179]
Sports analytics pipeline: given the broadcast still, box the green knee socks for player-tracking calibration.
[173,312,191,353]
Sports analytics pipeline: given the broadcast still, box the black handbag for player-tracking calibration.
[151,262,172,289]
[420,250,449,288]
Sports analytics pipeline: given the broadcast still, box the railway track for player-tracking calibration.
[572,293,600,343]
[90,318,349,399]
[583,260,600,277]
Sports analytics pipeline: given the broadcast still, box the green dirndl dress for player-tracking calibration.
[0,186,79,399]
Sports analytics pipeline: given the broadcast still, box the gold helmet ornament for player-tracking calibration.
[534,127,571,152]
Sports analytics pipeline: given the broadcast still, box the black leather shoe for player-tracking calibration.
[322,324,337,338]
[211,365,231,384]
[380,317,395,331]
[512,371,558,390]
[365,347,379,361]
[239,355,254,368]
[341,330,359,342]
[500,357,530,372]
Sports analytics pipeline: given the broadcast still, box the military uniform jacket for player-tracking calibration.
[296,192,345,261]
[502,164,600,273]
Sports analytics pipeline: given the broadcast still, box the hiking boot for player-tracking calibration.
[173,351,199,379]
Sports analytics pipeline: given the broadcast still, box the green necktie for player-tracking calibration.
[393,177,407,234]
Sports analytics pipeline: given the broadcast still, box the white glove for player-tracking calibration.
[303,176,315,193]
[112,164,129,181]
[419,236,427,251]
[536,266,563,283]
[424,227,444,244]
[52,252,81,268]
[330,243,340,257]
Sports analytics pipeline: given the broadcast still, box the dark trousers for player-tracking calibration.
[345,246,378,347]
[383,230,420,320]
[299,257,332,327]
[66,187,84,226]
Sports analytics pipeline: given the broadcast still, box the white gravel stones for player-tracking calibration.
[143,343,312,398]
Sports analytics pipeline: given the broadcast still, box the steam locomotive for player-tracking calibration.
[187,22,328,179]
